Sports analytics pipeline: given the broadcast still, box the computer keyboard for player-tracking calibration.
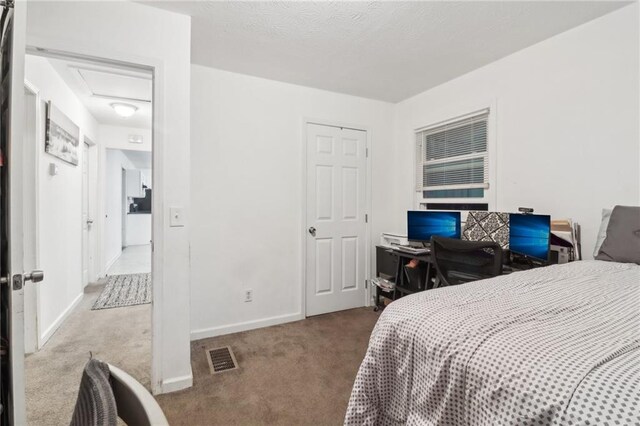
[395,245,430,255]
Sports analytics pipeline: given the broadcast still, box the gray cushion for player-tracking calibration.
[595,206,640,264]
[592,208,612,257]
[70,359,118,426]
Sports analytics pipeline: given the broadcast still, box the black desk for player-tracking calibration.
[373,245,539,311]
[374,246,434,311]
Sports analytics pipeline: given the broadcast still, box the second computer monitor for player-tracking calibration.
[407,211,461,243]
[509,213,551,262]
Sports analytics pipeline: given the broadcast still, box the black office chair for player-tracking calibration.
[431,236,503,288]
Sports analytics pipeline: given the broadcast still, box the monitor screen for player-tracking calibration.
[407,211,461,242]
[509,213,551,262]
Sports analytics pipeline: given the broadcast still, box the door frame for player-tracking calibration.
[23,79,42,354]
[24,46,166,395]
[82,137,98,283]
[300,118,373,318]
[81,141,90,287]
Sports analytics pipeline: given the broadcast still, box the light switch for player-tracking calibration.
[170,207,185,227]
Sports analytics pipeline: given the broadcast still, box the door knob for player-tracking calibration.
[87,219,94,225]
[11,270,44,290]
[24,270,44,283]
[308,227,316,237]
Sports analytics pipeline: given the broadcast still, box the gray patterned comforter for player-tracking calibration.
[345,261,640,425]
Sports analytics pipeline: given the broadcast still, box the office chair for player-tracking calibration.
[431,236,503,288]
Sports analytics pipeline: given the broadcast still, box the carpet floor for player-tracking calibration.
[25,282,151,426]
[157,307,379,425]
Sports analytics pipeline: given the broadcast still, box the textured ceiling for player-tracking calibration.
[144,1,630,102]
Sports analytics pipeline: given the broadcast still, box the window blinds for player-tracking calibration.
[416,111,489,193]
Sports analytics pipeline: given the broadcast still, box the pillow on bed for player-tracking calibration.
[593,208,612,257]
[595,205,640,264]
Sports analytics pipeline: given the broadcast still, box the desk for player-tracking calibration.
[374,246,434,311]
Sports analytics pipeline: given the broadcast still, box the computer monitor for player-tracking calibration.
[407,211,461,243]
[509,213,551,262]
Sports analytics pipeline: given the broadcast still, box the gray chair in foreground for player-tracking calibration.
[108,364,169,426]
[71,359,169,426]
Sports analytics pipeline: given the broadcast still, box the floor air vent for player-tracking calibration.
[206,346,239,374]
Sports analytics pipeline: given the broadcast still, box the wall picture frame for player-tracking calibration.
[45,101,79,166]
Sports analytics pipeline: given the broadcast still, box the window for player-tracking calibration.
[416,110,490,207]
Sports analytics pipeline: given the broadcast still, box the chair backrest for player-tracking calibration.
[108,364,169,426]
[431,236,503,288]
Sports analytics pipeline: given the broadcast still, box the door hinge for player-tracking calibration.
[365,214,368,223]
[366,148,369,157]
[365,279,368,289]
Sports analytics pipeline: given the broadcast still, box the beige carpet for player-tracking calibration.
[25,286,378,426]
[157,308,379,425]
[25,282,151,426]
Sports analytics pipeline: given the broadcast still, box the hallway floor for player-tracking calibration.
[25,282,151,425]
[106,244,151,275]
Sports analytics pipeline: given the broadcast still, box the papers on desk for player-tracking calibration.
[372,277,395,292]
[551,218,582,261]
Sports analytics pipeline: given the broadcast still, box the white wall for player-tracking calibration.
[126,214,152,246]
[104,149,136,270]
[393,4,639,258]
[27,1,192,394]
[24,55,100,345]
[190,65,396,339]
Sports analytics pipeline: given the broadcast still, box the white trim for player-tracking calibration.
[23,80,42,355]
[104,252,120,274]
[158,374,193,394]
[301,118,373,317]
[414,107,490,133]
[190,313,304,341]
[38,292,83,348]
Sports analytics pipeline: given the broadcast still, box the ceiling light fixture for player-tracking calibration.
[111,102,138,118]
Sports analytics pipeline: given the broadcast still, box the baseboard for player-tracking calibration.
[156,373,193,394]
[39,292,84,347]
[190,312,304,341]
[104,252,120,274]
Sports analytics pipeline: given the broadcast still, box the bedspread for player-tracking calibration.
[345,261,640,425]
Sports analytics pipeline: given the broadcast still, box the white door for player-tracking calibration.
[3,3,35,424]
[305,123,367,316]
[82,142,90,286]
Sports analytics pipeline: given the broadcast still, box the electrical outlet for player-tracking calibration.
[244,289,253,303]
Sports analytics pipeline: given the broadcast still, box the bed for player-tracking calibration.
[345,260,639,425]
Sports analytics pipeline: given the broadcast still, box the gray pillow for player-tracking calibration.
[595,206,640,264]
[593,208,612,257]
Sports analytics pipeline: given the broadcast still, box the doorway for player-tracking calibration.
[22,51,155,424]
[304,122,370,316]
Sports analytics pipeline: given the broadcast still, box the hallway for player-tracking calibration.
[107,244,151,275]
